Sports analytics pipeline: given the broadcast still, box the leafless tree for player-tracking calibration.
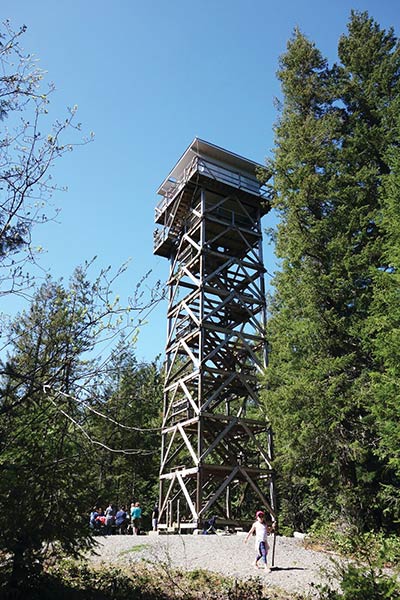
[0,20,92,298]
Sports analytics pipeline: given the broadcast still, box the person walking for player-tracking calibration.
[244,510,271,572]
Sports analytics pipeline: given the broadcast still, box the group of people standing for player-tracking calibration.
[89,503,273,570]
[89,501,159,535]
[89,502,141,534]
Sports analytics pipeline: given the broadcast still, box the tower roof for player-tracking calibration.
[157,138,266,197]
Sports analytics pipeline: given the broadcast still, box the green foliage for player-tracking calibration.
[315,532,400,600]
[307,521,355,556]
[0,271,100,589]
[84,337,163,514]
[262,10,400,533]
[366,112,400,522]
[0,17,164,598]
[118,544,149,555]
[308,522,400,566]
[35,561,160,600]
[317,563,400,600]
[0,266,157,590]
[306,527,400,599]
[0,559,293,600]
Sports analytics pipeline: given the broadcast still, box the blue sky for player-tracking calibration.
[1,0,398,362]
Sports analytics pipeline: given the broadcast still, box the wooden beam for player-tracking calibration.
[198,466,239,516]
[160,427,177,473]
[239,467,276,520]
[176,472,198,520]
[242,423,273,470]
[178,423,199,466]
[200,417,238,461]
[159,475,176,521]
[160,466,198,480]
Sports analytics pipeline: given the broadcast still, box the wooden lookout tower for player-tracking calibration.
[153,138,276,532]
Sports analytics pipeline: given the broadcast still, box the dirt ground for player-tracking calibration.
[89,532,342,598]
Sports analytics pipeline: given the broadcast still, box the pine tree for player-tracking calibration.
[263,12,400,531]
[0,265,129,589]
[85,338,162,514]
[367,113,400,523]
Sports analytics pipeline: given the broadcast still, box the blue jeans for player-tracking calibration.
[256,541,268,565]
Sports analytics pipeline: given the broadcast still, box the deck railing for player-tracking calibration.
[155,156,266,221]
[155,157,198,220]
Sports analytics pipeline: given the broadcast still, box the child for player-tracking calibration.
[244,510,271,571]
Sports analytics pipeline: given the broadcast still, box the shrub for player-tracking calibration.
[317,561,400,600]
[307,522,400,567]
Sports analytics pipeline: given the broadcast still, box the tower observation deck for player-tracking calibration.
[154,138,276,531]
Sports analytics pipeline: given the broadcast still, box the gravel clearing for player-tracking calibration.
[88,533,341,597]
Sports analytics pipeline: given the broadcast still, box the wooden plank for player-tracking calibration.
[160,441,188,474]
[200,418,238,461]
[159,475,176,521]
[176,472,198,520]
[160,466,198,480]
[201,374,236,412]
[160,427,177,473]
[198,466,239,516]
[242,423,273,470]
[178,423,199,466]
[180,338,200,369]
[180,380,200,415]
[239,467,276,520]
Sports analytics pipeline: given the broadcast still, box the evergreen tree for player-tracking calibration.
[262,12,400,531]
[367,113,400,522]
[85,338,162,517]
[0,266,128,590]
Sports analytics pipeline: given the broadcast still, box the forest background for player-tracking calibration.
[0,4,399,597]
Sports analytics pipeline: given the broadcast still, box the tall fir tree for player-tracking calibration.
[367,112,400,522]
[0,264,137,589]
[0,272,97,588]
[85,338,162,515]
[262,11,400,531]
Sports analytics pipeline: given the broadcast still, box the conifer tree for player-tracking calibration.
[0,273,96,588]
[85,339,162,511]
[262,12,400,530]
[367,114,400,522]
[0,266,134,589]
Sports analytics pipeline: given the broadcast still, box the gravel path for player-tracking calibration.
[88,533,341,598]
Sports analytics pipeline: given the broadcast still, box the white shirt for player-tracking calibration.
[254,521,269,549]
